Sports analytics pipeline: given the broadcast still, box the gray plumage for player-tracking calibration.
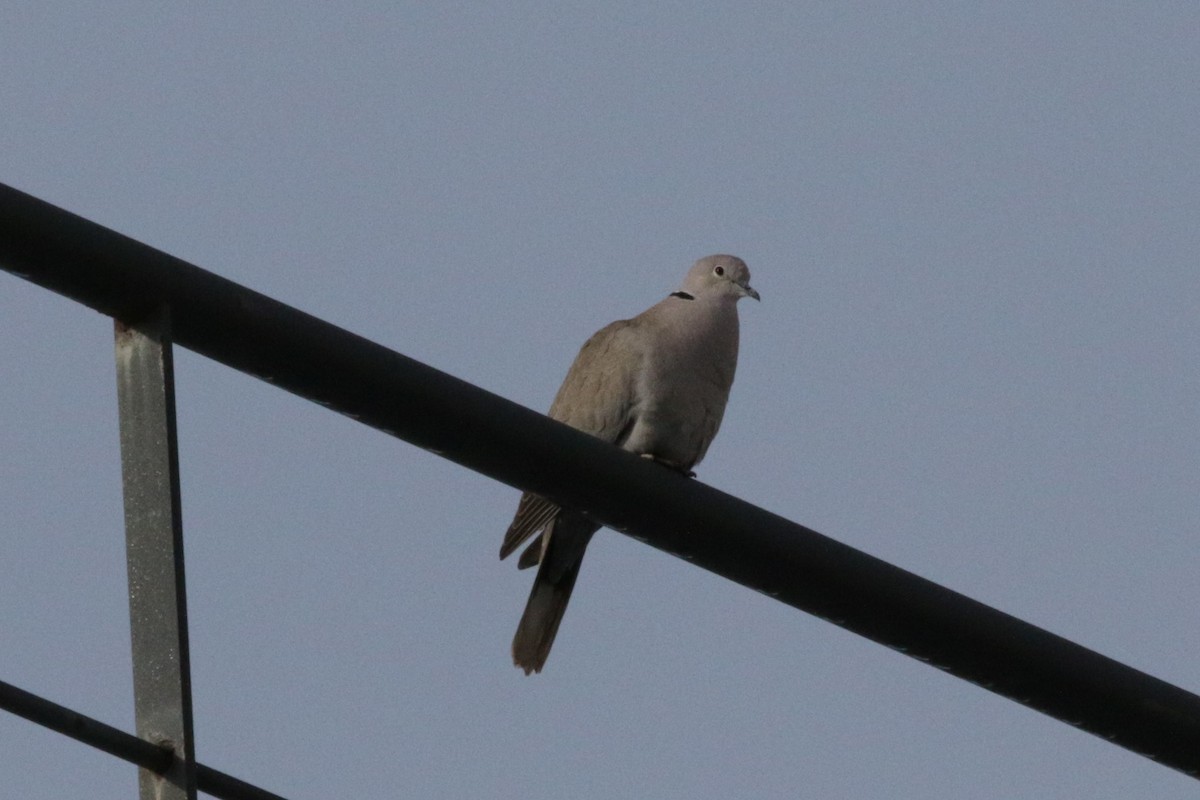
[500,254,759,674]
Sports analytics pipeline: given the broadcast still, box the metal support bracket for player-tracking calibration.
[114,308,197,800]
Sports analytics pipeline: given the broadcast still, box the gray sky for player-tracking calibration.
[2,4,1198,798]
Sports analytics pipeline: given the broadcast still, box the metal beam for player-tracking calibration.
[114,308,196,800]
[0,680,288,800]
[3,181,1200,778]
[0,678,171,773]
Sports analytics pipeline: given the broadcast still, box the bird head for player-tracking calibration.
[681,254,760,302]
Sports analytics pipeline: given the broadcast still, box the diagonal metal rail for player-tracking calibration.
[2,181,1199,779]
[0,680,286,800]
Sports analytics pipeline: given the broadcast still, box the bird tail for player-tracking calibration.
[511,516,595,674]
[512,558,582,674]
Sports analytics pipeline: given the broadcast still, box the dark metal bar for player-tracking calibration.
[195,765,290,800]
[3,181,1200,777]
[114,308,197,800]
[0,678,172,772]
[0,680,288,800]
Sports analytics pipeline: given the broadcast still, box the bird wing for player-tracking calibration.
[499,317,644,560]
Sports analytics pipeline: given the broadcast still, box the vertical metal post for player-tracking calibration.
[114,308,197,800]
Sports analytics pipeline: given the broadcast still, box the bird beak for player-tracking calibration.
[742,284,761,302]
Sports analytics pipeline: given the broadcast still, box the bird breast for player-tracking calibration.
[623,304,740,469]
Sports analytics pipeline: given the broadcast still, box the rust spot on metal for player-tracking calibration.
[115,319,135,339]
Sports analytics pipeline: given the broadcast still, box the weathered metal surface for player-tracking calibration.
[114,309,196,800]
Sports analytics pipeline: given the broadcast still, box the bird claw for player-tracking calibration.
[639,453,696,478]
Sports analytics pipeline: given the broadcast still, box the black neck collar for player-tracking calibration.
[670,291,695,300]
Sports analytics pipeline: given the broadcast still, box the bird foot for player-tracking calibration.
[639,453,695,478]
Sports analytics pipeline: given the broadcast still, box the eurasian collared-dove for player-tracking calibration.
[500,254,759,674]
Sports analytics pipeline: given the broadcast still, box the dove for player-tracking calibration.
[500,254,759,674]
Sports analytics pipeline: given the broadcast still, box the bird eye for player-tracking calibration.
[713,266,725,277]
